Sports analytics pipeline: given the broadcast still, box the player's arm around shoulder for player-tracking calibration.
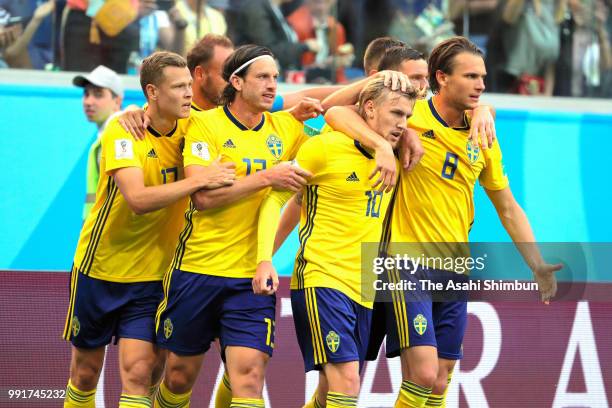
[324,105,397,192]
[109,117,235,215]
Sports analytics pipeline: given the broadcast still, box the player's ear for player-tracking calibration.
[436,69,447,88]
[146,83,158,101]
[194,65,205,80]
[364,100,376,119]
[229,75,243,92]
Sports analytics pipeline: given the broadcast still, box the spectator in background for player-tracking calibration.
[448,0,498,54]
[287,0,354,83]
[172,0,226,55]
[595,0,612,97]
[499,0,563,95]
[137,0,179,60]
[556,0,611,97]
[61,0,139,73]
[388,0,455,54]
[0,0,54,68]
[72,65,123,220]
[232,0,320,73]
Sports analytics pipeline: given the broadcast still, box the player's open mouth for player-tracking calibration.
[262,93,275,100]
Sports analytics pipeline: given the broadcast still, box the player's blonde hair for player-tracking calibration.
[357,77,417,118]
[140,51,188,98]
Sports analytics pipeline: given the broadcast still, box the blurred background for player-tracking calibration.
[1,1,612,407]
[0,0,611,97]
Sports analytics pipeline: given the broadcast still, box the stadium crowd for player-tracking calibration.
[0,0,611,97]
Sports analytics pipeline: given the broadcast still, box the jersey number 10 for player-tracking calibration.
[365,191,383,218]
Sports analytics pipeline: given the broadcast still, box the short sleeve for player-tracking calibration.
[102,119,143,175]
[183,113,220,167]
[479,139,509,191]
[295,136,327,178]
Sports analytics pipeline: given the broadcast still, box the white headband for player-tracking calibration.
[230,55,275,78]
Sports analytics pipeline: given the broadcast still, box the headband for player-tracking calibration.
[230,55,275,78]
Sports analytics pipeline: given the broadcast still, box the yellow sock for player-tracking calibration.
[215,372,233,408]
[154,381,192,408]
[119,394,152,407]
[326,392,357,407]
[229,397,265,407]
[425,370,453,407]
[64,379,96,408]
[303,387,323,408]
[395,380,432,408]
[424,393,443,407]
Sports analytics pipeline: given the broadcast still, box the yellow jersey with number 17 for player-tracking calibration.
[173,106,308,279]
[73,118,188,283]
[389,98,508,252]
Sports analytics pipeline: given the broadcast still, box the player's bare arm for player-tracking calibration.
[118,108,150,140]
[113,160,235,215]
[188,162,311,211]
[321,70,412,111]
[273,193,302,254]
[286,97,324,122]
[281,85,344,110]
[485,187,563,302]
[469,104,497,149]
[325,105,398,192]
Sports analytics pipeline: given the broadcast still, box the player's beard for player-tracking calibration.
[201,78,222,106]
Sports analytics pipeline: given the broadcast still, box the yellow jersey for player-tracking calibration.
[388,98,508,257]
[290,132,395,307]
[174,106,308,278]
[73,118,189,283]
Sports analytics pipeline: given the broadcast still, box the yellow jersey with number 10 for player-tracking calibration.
[290,132,396,308]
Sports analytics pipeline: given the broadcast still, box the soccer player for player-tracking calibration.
[325,36,562,408]
[118,34,341,137]
[266,77,417,408]
[73,65,123,220]
[62,51,235,408]
[153,45,316,408]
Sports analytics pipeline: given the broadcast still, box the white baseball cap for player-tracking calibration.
[73,65,124,99]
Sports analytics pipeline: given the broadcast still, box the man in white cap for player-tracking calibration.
[73,65,124,220]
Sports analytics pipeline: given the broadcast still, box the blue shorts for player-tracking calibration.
[156,269,276,357]
[291,287,372,372]
[367,267,468,361]
[63,268,163,349]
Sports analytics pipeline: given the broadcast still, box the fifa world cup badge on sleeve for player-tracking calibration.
[192,142,210,160]
[115,139,133,159]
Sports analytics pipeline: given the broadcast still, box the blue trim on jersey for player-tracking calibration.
[223,105,265,131]
[354,141,374,159]
[271,94,284,112]
[428,98,470,130]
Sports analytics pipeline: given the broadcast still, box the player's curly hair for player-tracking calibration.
[220,45,275,105]
[428,36,483,94]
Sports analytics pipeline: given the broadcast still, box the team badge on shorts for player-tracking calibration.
[413,314,428,336]
[266,134,283,159]
[72,317,80,337]
[163,318,173,339]
[466,140,480,164]
[326,331,340,353]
